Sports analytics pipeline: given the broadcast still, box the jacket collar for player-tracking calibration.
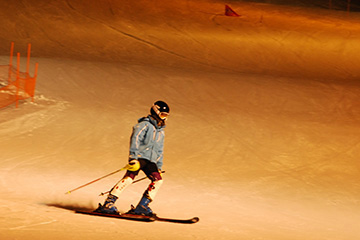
[138,115,165,129]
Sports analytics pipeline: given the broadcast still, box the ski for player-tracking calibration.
[75,209,199,224]
[75,209,155,222]
[154,216,199,224]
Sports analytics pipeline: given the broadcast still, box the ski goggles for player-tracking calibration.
[152,105,170,120]
[158,112,170,120]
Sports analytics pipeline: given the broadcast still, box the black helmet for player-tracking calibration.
[150,100,170,120]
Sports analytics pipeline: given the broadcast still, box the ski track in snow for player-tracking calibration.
[8,220,57,231]
[63,0,230,71]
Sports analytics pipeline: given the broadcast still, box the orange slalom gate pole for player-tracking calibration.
[26,43,31,75]
[16,53,20,108]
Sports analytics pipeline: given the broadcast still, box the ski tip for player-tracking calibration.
[191,217,200,223]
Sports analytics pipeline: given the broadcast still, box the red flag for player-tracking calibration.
[225,5,240,17]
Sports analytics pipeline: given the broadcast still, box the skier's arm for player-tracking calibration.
[156,135,164,170]
[129,123,148,160]
[156,156,163,170]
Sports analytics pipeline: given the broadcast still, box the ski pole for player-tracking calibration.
[99,170,166,196]
[65,166,129,195]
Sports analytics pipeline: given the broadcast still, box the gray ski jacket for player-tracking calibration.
[129,116,165,169]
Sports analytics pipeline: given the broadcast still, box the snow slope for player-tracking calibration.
[0,0,360,239]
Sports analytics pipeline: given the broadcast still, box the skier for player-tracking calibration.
[96,100,170,217]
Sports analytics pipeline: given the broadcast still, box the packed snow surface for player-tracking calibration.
[0,0,360,239]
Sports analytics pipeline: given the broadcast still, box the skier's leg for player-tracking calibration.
[144,171,163,200]
[96,170,139,214]
[133,178,163,216]
[132,161,163,216]
[110,175,134,197]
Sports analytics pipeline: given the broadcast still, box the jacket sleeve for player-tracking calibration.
[129,122,148,160]
[156,152,163,170]
[156,131,165,169]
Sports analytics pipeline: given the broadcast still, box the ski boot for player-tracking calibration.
[127,195,156,217]
[95,194,119,214]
